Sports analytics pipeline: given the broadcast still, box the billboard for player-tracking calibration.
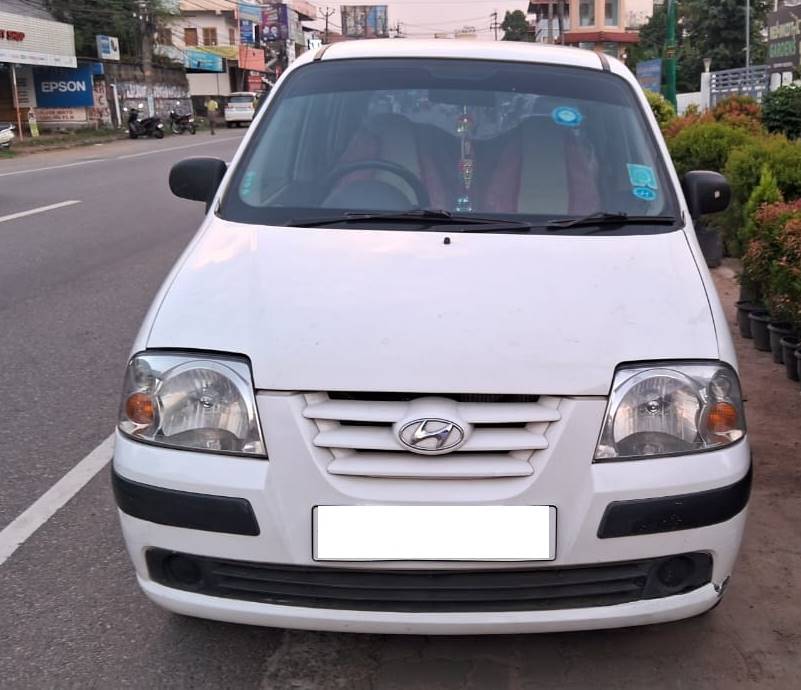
[767,5,801,71]
[184,48,224,72]
[34,65,94,108]
[96,35,120,61]
[636,59,662,94]
[341,5,389,38]
[0,10,76,67]
[262,4,289,42]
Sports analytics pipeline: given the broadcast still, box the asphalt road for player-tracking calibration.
[1,137,800,689]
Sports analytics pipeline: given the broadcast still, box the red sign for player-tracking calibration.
[0,29,26,41]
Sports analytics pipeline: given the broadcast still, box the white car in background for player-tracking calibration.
[113,39,750,634]
[224,92,257,127]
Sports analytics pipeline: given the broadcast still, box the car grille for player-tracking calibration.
[147,549,713,613]
[302,392,561,479]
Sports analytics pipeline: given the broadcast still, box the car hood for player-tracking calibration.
[147,221,717,395]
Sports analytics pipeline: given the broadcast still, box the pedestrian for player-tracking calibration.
[206,97,219,135]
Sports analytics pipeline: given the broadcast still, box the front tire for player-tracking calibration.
[129,131,138,139]
[189,124,196,135]
[226,122,233,129]
[154,129,164,139]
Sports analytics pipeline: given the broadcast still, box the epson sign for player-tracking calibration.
[41,80,88,93]
[34,66,95,107]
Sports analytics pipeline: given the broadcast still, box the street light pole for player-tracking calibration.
[746,0,751,73]
[664,0,678,110]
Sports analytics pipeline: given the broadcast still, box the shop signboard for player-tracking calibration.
[636,59,662,94]
[240,19,255,44]
[767,5,801,72]
[96,35,120,61]
[185,48,224,72]
[34,65,94,108]
[341,5,389,38]
[0,10,77,67]
[262,4,289,42]
[15,65,38,108]
[239,2,263,23]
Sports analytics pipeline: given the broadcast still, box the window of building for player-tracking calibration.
[578,41,596,51]
[602,41,619,56]
[605,0,619,26]
[184,27,198,46]
[229,27,236,45]
[203,27,218,46]
[579,0,595,27]
[157,27,173,45]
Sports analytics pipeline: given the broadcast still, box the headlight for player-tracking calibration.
[595,362,745,461]
[118,352,266,457]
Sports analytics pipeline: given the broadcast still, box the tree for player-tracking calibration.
[501,10,532,42]
[628,1,768,94]
[44,0,175,59]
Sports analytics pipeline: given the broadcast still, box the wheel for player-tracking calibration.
[236,121,242,128]
[226,122,233,129]
[320,160,431,208]
[189,125,196,135]
[129,131,138,139]
[154,129,164,139]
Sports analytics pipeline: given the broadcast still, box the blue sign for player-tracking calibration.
[34,65,95,108]
[239,2,263,23]
[636,59,663,94]
[240,19,254,44]
[185,48,224,72]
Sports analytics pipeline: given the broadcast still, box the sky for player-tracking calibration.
[308,1,656,40]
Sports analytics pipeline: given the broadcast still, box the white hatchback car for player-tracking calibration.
[113,40,751,634]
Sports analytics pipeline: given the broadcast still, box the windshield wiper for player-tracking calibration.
[288,209,533,232]
[546,212,679,230]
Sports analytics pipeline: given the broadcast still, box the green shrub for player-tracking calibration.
[768,216,801,327]
[645,90,676,129]
[668,122,749,176]
[762,85,801,140]
[733,166,783,260]
[742,200,801,303]
[711,96,763,134]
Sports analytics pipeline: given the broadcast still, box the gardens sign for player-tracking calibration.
[767,4,801,72]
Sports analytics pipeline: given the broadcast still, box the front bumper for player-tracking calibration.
[139,576,722,634]
[112,392,751,633]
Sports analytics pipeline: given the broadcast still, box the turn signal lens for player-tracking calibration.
[706,401,738,433]
[125,392,155,425]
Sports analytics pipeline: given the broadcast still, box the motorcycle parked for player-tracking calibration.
[125,104,164,139]
[168,102,196,135]
[0,123,15,149]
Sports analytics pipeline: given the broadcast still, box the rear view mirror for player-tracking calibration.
[682,171,731,219]
[169,157,227,209]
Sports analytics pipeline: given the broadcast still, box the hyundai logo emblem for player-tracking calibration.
[398,418,466,454]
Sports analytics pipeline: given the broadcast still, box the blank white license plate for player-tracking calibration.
[313,506,556,561]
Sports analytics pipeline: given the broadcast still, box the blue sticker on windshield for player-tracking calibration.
[633,187,658,201]
[240,171,256,197]
[552,106,583,128]
[627,164,658,190]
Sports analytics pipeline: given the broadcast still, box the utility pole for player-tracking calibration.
[490,11,499,40]
[139,0,156,115]
[321,7,335,44]
[745,0,751,75]
[664,0,678,110]
[392,22,404,38]
[556,0,565,45]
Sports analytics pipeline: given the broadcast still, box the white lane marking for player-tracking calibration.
[0,434,115,567]
[0,200,82,224]
[0,134,241,178]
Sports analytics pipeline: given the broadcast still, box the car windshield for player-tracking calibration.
[229,95,254,104]
[222,58,678,230]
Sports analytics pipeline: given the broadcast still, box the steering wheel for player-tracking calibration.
[320,160,431,208]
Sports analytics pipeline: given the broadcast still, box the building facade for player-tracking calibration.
[528,0,640,58]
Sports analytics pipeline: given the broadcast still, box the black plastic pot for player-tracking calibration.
[696,223,723,268]
[796,348,801,386]
[782,337,801,381]
[748,310,772,351]
[736,301,765,339]
[768,322,795,364]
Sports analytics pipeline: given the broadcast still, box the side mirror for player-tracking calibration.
[169,157,227,209]
[682,171,731,219]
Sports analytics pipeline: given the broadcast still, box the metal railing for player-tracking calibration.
[709,65,770,105]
